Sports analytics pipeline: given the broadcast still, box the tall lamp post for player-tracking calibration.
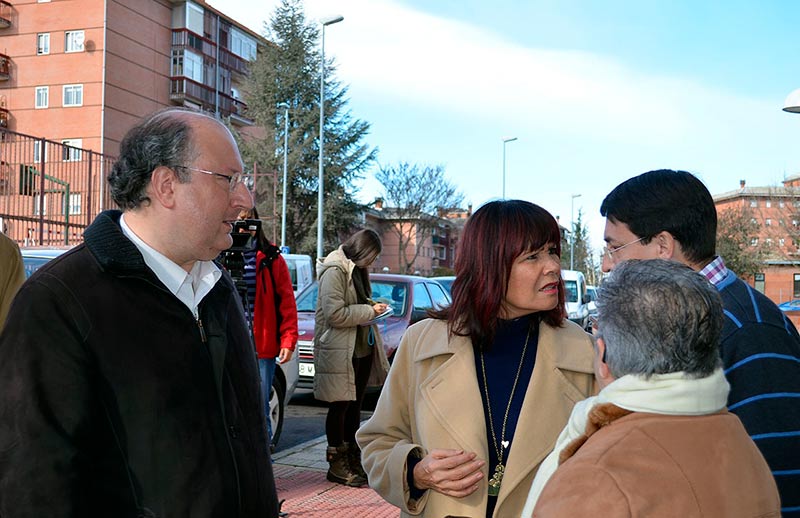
[278,102,290,249]
[501,136,518,198]
[570,193,582,270]
[783,88,800,113]
[317,14,344,261]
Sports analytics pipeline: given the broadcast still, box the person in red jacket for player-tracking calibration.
[239,208,298,446]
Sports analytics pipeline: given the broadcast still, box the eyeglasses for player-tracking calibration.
[602,236,646,261]
[176,166,254,192]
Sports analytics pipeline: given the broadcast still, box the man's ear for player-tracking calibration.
[149,166,179,209]
[596,337,613,382]
[653,231,679,260]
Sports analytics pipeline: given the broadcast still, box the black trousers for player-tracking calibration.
[326,349,373,447]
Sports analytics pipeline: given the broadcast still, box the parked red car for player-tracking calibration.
[295,273,451,389]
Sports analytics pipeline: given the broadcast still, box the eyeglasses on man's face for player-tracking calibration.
[176,166,254,192]
[602,236,646,261]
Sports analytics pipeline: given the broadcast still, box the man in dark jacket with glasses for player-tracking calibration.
[0,108,279,517]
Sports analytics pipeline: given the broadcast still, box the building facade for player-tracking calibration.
[0,0,263,244]
[359,199,467,277]
[713,177,800,327]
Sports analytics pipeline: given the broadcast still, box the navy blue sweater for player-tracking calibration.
[717,270,800,515]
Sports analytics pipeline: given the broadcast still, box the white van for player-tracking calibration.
[561,270,590,330]
[283,254,313,296]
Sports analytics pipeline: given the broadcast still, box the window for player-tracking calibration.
[63,84,83,107]
[33,194,47,215]
[765,218,772,226]
[412,283,433,312]
[426,282,450,309]
[750,199,758,207]
[230,27,257,60]
[37,33,50,55]
[33,141,48,163]
[750,237,759,247]
[65,30,85,53]
[781,238,786,247]
[61,139,82,162]
[35,86,49,108]
[185,2,204,35]
[766,200,772,208]
[66,193,81,215]
[766,238,773,247]
[754,273,765,294]
[183,50,203,83]
[794,274,800,298]
[780,200,786,208]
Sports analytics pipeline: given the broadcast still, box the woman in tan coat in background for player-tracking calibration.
[314,228,390,487]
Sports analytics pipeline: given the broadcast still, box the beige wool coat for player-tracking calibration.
[313,247,390,402]
[356,317,595,518]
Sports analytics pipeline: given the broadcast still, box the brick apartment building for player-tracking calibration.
[713,176,800,325]
[359,199,469,277]
[0,0,264,244]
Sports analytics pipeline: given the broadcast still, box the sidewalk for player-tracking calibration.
[273,435,400,517]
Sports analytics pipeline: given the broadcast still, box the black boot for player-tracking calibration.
[326,445,367,487]
[344,441,367,481]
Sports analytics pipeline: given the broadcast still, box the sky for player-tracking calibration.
[207,0,800,254]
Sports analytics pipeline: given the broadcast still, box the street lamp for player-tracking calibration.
[783,88,800,113]
[570,193,582,270]
[501,136,517,198]
[317,14,344,261]
[278,102,290,249]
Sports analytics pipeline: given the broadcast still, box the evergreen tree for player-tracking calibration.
[560,209,594,274]
[238,0,376,259]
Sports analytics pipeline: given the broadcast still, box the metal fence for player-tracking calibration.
[0,127,116,246]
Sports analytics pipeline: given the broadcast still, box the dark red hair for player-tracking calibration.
[431,199,566,348]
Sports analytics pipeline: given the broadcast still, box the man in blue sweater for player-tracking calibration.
[600,169,800,516]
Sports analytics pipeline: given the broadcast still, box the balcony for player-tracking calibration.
[0,106,8,129]
[169,77,252,124]
[171,29,250,76]
[0,53,9,81]
[0,1,11,30]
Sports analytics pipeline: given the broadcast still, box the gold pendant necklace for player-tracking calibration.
[480,323,531,497]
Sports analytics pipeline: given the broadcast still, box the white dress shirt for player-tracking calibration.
[120,214,221,318]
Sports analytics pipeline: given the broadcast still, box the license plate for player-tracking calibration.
[299,362,315,377]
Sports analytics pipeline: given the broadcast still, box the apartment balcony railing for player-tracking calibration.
[169,77,251,123]
[171,29,250,76]
[0,53,9,81]
[0,1,11,30]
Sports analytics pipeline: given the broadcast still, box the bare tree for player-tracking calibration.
[375,162,463,274]
[716,205,767,279]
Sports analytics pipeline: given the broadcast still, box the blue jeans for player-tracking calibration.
[259,357,277,441]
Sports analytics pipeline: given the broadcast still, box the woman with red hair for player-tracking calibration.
[357,199,596,518]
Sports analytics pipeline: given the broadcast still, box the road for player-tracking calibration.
[274,388,379,454]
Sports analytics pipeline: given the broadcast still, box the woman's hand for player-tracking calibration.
[412,449,485,498]
[372,302,389,316]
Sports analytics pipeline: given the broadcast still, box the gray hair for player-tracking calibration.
[108,108,209,209]
[596,259,722,378]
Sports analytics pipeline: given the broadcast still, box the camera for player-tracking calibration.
[218,218,261,291]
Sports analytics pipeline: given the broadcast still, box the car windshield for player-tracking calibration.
[295,284,318,312]
[22,256,52,278]
[371,281,407,317]
[294,280,408,317]
[564,280,578,303]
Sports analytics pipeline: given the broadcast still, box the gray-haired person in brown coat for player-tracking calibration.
[529,259,780,518]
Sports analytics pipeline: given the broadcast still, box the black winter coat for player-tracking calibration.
[0,210,279,518]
